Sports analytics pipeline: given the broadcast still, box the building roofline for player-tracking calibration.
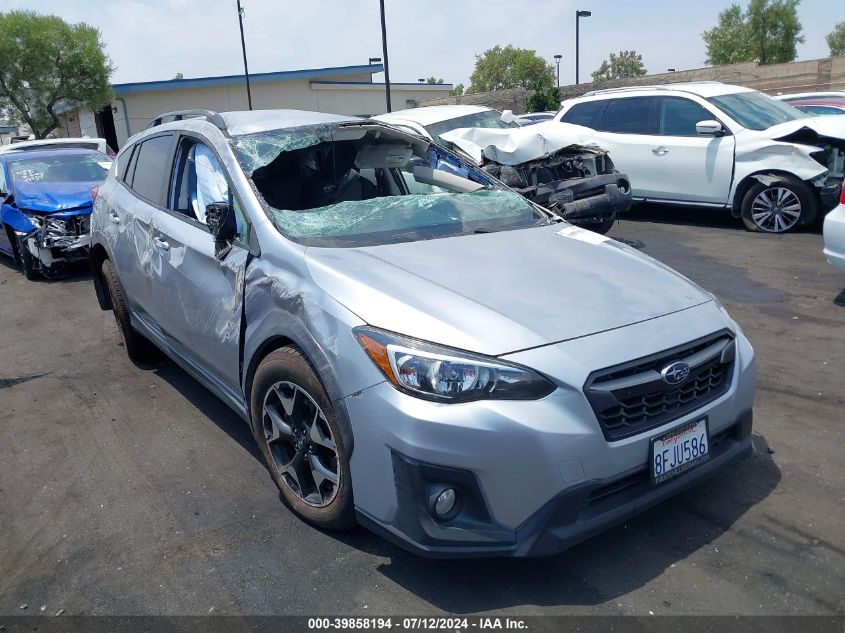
[113,64,385,95]
[310,81,453,90]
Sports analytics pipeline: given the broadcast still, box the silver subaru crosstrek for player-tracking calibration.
[90,108,756,557]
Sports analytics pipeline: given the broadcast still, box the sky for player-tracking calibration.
[3,0,839,88]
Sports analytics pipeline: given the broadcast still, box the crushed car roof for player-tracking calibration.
[220,109,361,136]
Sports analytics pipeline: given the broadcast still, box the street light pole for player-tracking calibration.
[379,0,392,112]
[236,0,252,110]
[575,10,591,85]
[554,54,562,88]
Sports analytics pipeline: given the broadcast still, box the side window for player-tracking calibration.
[171,138,249,242]
[0,166,8,194]
[598,97,657,134]
[658,97,715,136]
[560,100,607,128]
[128,134,174,205]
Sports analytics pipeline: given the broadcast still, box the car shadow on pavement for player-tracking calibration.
[335,434,781,612]
[622,203,823,234]
[0,256,91,284]
[148,357,261,460]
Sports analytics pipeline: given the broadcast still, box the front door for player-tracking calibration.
[647,96,735,203]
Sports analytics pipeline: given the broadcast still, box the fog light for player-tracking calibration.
[433,488,456,517]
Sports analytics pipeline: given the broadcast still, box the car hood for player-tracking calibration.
[13,180,98,213]
[438,121,601,165]
[748,116,845,144]
[305,225,712,356]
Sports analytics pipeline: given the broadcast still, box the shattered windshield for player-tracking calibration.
[425,111,520,144]
[708,91,808,131]
[231,125,546,247]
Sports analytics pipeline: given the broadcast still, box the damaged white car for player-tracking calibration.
[375,105,632,234]
[555,82,844,233]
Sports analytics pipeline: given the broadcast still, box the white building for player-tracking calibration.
[60,63,451,149]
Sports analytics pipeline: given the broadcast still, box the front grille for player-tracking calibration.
[584,331,735,441]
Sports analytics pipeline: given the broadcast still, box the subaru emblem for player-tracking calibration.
[661,361,690,386]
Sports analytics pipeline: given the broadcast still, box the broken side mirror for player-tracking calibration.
[206,201,236,260]
[696,120,724,136]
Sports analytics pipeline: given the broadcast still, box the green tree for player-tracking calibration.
[591,50,648,83]
[426,76,444,84]
[449,83,465,97]
[703,0,804,66]
[827,22,845,56]
[525,86,561,113]
[468,45,554,94]
[0,11,113,139]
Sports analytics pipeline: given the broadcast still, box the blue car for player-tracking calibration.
[0,148,111,279]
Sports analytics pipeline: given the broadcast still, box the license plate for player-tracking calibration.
[650,418,709,484]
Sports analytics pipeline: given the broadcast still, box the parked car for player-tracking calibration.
[90,108,755,558]
[514,112,557,125]
[375,105,632,234]
[555,82,845,233]
[0,148,111,279]
[1,137,116,157]
[777,96,845,117]
[823,185,845,271]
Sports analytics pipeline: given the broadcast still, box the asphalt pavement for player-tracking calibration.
[1,205,843,616]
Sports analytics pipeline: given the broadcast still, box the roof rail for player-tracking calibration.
[582,81,724,97]
[146,109,228,131]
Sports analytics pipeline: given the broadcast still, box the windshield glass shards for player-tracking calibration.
[231,125,546,247]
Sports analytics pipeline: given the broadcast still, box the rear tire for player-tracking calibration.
[250,346,355,530]
[741,176,815,233]
[101,259,158,362]
[16,237,38,281]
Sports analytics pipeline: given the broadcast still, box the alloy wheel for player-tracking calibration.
[750,187,802,233]
[261,381,340,507]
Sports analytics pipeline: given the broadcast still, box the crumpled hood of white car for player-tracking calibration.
[438,121,601,165]
[760,116,845,143]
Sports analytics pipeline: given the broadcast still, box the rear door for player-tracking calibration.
[107,133,177,323]
[650,96,735,203]
[585,96,664,198]
[148,134,251,397]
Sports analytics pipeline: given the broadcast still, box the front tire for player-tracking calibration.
[16,237,38,280]
[741,176,816,233]
[250,346,355,530]
[101,259,158,362]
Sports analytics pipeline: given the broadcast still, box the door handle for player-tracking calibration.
[652,146,669,156]
[109,211,120,224]
[152,236,170,251]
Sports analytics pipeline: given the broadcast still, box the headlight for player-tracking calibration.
[354,327,555,402]
[20,209,44,229]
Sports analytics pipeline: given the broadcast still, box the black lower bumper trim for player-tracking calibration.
[357,409,753,559]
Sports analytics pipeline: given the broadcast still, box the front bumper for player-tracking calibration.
[357,410,752,558]
[522,172,634,224]
[22,226,91,269]
[345,305,756,558]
